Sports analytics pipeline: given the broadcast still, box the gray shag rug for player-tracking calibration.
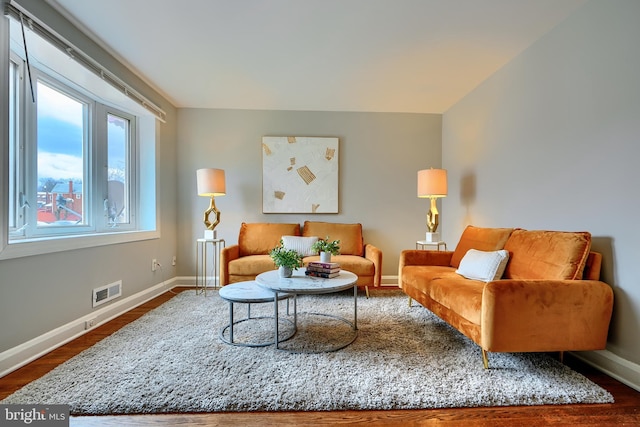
[2,290,613,414]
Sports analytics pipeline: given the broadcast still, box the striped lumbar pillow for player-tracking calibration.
[282,235,319,257]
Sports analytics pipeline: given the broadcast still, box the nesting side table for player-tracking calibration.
[219,281,295,347]
[195,237,225,296]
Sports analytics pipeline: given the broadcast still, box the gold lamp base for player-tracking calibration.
[426,197,439,233]
[203,196,220,237]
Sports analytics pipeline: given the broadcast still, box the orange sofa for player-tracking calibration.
[221,221,382,296]
[399,225,614,368]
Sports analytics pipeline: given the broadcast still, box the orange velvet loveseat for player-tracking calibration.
[398,225,614,369]
[221,221,382,296]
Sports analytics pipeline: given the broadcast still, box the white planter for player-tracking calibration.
[320,252,331,263]
[278,266,292,278]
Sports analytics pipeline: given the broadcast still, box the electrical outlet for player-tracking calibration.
[152,259,159,271]
[85,318,96,330]
[172,256,177,266]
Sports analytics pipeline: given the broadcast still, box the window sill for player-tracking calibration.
[0,229,160,260]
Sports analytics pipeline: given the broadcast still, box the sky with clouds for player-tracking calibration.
[36,83,126,183]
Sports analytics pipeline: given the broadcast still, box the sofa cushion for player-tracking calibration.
[429,277,484,325]
[450,226,514,268]
[238,222,300,256]
[282,235,318,256]
[503,229,591,280]
[228,255,276,276]
[302,221,364,256]
[304,254,374,277]
[456,249,510,282]
[401,265,459,294]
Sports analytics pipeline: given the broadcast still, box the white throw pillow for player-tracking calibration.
[282,235,318,257]
[455,249,510,282]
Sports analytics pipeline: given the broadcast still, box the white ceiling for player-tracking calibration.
[47,0,586,114]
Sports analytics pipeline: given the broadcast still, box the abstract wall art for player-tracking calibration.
[262,136,339,213]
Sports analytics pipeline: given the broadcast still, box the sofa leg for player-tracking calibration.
[558,351,564,363]
[365,286,370,299]
[408,296,412,307]
[482,349,489,369]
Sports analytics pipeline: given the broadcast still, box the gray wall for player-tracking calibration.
[443,0,640,368]
[176,109,442,276]
[0,1,178,352]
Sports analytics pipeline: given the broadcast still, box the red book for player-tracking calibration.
[306,265,341,274]
[308,261,340,269]
[304,270,340,279]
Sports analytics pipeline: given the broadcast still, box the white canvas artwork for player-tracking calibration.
[262,136,339,213]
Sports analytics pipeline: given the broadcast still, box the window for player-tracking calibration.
[1,7,159,259]
[106,112,133,227]
[33,79,89,232]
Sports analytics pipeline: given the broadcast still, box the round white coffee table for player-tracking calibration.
[218,281,295,347]
[256,268,358,352]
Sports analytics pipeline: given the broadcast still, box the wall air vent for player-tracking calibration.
[92,280,122,307]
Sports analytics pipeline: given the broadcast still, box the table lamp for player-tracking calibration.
[196,168,226,239]
[417,168,447,242]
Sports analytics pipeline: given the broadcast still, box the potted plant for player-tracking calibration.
[311,236,341,263]
[269,240,303,278]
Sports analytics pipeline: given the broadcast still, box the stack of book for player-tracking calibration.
[305,262,341,278]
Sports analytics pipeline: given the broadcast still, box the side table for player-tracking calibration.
[219,281,295,347]
[195,238,225,296]
[416,240,447,251]
[256,268,359,352]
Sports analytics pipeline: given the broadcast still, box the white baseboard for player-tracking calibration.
[174,276,221,288]
[173,276,197,287]
[174,276,402,288]
[571,349,640,392]
[381,275,400,287]
[0,278,176,379]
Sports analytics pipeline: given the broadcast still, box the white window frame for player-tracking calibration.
[97,105,138,232]
[22,72,96,238]
[7,53,21,233]
[0,8,159,261]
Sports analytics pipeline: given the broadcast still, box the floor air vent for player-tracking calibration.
[92,280,122,307]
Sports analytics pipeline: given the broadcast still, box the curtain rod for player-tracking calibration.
[4,1,167,122]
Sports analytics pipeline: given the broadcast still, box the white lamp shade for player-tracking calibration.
[196,168,226,196]
[417,168,447,198]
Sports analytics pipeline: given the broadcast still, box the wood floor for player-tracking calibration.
[1,288,638,427]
